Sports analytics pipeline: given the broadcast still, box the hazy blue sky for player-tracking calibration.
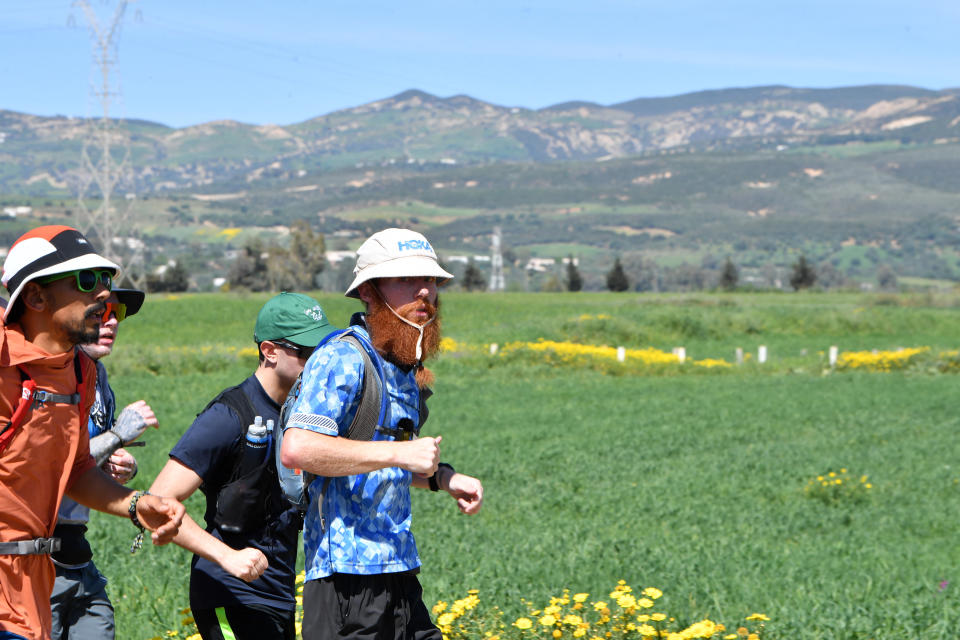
[3,0,959,128]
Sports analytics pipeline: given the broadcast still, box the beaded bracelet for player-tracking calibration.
[128,490,151,553]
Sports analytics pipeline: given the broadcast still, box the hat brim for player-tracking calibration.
[281,321,337,347]
[113,288,145,318]
[345,256,454,299]
[3,254,121,321]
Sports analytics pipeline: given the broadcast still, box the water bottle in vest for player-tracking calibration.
[238,416,268,476]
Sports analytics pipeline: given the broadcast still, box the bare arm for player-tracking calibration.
[66,466,184,545]
[149,458,268,582]
[280,427,441,477]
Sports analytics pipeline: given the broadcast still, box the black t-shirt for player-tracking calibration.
[170,375,300,611]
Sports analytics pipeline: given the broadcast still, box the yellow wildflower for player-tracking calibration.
[553,630,563,639]
[432,601,447,615]
[642,587,663,599]
[437,613,456,626]
[540,614,557,626]
[514,618,533,630]
[573,593,590,603]
[650,613,667,621]
[617,594,637,609]
[685,620,716,636]
[637,597,654,608]
[593,602,608,611]
[745,613,769,621]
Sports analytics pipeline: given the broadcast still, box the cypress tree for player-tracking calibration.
[606,258,629,292]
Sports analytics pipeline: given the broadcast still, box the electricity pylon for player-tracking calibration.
[489,226,505,291]
[71,0,145,286]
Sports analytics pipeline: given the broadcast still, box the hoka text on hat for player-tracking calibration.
[397,239,432,252]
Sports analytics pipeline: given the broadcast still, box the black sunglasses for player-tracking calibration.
[272,340,314,359]
[39,269,113,293]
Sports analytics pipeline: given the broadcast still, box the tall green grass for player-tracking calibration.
[81,291,960,639]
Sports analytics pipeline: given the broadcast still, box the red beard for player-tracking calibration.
[365,294,441,386]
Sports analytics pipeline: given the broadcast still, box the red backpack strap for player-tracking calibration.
[0,366,38,454]
[0,353,88,455]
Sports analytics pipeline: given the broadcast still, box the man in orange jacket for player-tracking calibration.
[0,226,185,640]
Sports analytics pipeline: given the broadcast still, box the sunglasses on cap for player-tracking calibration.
[102,301,128,322]
[39,269,113,293]
[272,339,314,359]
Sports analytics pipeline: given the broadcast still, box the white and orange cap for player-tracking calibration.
[2,225,120,320]
[345,228,453,299]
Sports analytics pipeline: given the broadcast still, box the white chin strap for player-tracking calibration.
[378,293,434,361]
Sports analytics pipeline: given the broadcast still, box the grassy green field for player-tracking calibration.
[84,291,960,639]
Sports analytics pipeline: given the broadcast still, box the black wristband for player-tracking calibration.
[429,463,455,492]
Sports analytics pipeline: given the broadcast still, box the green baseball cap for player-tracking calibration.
[253,292,335,347]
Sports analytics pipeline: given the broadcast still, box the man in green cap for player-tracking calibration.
[150,292,335,640]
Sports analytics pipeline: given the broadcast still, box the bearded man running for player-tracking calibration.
[280,228,484,640]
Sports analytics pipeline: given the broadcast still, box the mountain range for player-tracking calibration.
[3,84,960,290]
[3,84,960,196]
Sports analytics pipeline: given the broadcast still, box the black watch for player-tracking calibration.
[429,463,454,491]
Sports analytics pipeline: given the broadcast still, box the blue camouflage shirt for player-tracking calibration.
[287,323,424,580]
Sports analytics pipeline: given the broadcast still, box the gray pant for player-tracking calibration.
[49,562,115,640]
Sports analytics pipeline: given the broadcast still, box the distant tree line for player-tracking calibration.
[228,220,326,292]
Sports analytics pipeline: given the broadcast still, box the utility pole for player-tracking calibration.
[71,0,145,286]
[489,226,505,291]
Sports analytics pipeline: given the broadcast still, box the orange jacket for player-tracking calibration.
[0,321,96,640]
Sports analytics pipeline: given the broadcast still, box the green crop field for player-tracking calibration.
[80,291,960,639]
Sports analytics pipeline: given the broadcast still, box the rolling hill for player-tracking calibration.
[2,84,960,291]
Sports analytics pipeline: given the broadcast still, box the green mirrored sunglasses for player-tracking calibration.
[39,269,114,293]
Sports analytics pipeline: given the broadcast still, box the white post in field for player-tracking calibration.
[735,347,744,365]
[616,346,626,363]
[829,345,838,367]
[489,343,498,355]
[758,345,768,364]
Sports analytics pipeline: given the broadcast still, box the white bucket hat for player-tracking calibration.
[345,228,453,299]
[2,225,120,321]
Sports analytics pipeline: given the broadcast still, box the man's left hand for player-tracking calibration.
[135,494,186,545]
[446,473,484,515]
[104,448,137,484]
